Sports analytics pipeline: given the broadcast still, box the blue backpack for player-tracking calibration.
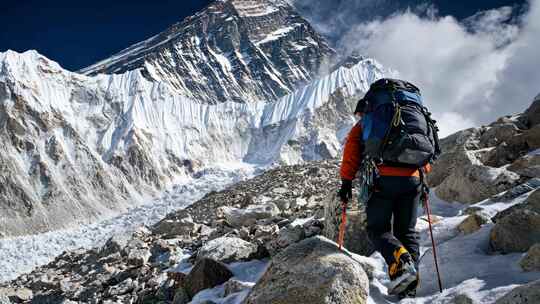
[357,78,441,167]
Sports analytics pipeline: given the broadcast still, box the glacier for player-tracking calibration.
[0,49,391,237]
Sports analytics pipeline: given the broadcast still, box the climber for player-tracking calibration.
[338,78,441,298]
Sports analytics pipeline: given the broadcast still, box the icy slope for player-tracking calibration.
[0,49,389,237]
[80,0,335,104]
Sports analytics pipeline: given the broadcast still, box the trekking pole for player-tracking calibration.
[423,187,443,293]
[338,201,347,250]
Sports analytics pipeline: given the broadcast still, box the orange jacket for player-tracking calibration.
[340,122,431,180]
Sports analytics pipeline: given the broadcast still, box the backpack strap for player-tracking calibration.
[421,107,442,161]
[376,102,402,163]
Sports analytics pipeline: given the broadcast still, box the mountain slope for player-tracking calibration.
[0,49,389,237]
[80,0,335,104]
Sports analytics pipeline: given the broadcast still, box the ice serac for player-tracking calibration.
[80,0,335,104]
[0,48,389,237]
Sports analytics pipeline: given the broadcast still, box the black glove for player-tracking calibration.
[338,179,353,204]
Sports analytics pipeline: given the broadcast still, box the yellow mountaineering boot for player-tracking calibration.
[387,246,418,295]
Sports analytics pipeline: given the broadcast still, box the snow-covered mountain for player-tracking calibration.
[80,0,335,104]
[0,41,387,237]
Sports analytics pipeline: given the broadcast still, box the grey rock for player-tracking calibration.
[223,279,251,297]
[266,224,305,256]
[222,203,280,228]
[439,128,481,153]
[184,258,233,298]
[495,279,540,304]
[436,165,520,204]
[154,216,197,239]
[107,278,136,296]
[124,239,151,266]
[196,237,258,263]
[100,233,132,257]
[244,236,369,304]
[457,213,490,235]
[479,123,521,148]
[483,140,530,168]
[490,208,540,253]
[520,243,540,272]
[127,248,152,266]
[427,148,478,188]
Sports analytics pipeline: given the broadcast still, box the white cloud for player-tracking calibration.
[293,0,540,137]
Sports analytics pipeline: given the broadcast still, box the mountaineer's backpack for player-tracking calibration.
[358,78,441,167]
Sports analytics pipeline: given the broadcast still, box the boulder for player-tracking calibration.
[457,213,490,235]
[519,243,540,272]
[100,233,132,257]
[184,258,233,298]
[323,192,374,256]
[221,203,280,228]
[490,208,540,253]
[427,148,478,188]
[196,237,258,263]
[495,279,540,304]
[507,154,540,178]
[479,122,521,148]
[154,215,197,239]
[439,128,481,153]
[244,236,369,304]
[124,239,151,266]
[483,141,529,168]
[436,165,520,204]
[223,279,251,297]
[265,224,306,256]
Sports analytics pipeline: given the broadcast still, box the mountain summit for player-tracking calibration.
[81,0,335,104]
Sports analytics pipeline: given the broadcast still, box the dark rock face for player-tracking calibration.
[524,97,540,127]
[81,0,335,104]
[184,258,233,298]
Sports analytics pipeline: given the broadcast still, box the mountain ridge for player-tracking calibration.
[79,0,335,105]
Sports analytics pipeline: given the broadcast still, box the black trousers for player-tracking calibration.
[366,176,421,268]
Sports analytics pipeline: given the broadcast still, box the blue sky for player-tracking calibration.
[0,0,525,71]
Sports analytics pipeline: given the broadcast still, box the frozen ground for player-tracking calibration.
[0,162,258,283]
[368,189,540,304]
[170,188,540,304]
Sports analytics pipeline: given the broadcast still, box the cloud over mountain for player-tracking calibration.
[291,0,539,137]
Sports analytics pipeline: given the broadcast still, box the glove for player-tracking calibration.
[338,179,353,204]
